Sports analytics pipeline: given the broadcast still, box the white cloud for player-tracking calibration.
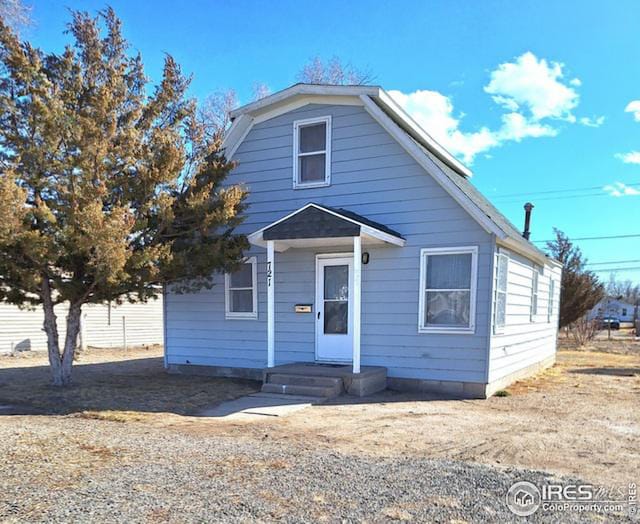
[388,89,498,163]
[497,112,557,141]
[484,51,578,121]
[615,151,640,164]
[390,52,601,164]
[603,182,640,197]
[579,115,605,127]
[625,100,640,122]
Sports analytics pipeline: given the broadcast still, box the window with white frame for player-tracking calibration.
[225,257,257,319]
[494,252,509,332]
[418,247,478,333]
[530,267,539,322]
[293,116,331,188]
[547,278,555,323]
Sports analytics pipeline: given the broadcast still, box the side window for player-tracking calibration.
[418,246,478,333]
[530,267,539,322]
[547,278,555,323]
[493,253,509,333]
[293,116,331,188]
[225,257,258,319]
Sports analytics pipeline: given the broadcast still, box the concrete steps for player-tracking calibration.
[262,373,344,398]
[262,363,387,397]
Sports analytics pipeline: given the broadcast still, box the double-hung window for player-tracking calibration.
[547,278,555,323]
[494,252,509,333]
[418,246,478,333]
[530,267,539,322]
[225,257,258,319]
[293,116,331,188]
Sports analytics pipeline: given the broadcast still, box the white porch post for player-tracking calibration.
[352,236,362,374]
[267,240,275,368]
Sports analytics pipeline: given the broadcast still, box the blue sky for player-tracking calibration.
[26,0,640,284]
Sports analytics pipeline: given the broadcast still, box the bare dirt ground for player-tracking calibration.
[0,338,638,521]
[178,337,640,488]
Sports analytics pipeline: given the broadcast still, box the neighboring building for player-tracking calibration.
[588,298,637,322]
[164,84,562,398]
[0,298,163,354]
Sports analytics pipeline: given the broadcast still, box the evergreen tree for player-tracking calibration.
[546,228,604,328]
[0,9,248,385]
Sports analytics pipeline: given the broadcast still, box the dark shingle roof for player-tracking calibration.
[262,204,404,242]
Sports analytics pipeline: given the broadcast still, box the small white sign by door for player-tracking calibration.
[315,255,354,362]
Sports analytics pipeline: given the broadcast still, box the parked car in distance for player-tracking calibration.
[598,317,620,330]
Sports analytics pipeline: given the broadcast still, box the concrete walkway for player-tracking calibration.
[197,392,324,420]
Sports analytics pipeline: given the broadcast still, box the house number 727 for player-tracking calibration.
[266,262,272,287]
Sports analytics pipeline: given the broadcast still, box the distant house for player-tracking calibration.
[164,84,562,399]
[588,298,637,322]
[0,298,163,354]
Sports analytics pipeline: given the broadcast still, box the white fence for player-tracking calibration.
[0,297,164,354]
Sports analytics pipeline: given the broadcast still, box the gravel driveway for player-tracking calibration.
[0,416,629,523]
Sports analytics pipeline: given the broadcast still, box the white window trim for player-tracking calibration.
[292,115,331,189]
[225,256,258,320]
[530,267,539,323]
[418,246,478,335]
[547,277,555,323]
[493,252,509,334]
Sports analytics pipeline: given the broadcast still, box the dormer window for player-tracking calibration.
[293,116,331,188]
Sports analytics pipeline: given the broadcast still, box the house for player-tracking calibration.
[588,298,637,323]
[164,84,562,398]
[1,298,163,354]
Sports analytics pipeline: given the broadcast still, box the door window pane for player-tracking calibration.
[425,290,470,327]
[324,301,348,334]
[324,265,349,300]
[299,154,326,183]
[299,123,326,153]
[426,254,472,289]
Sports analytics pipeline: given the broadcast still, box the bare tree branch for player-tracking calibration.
[297,56,375,86]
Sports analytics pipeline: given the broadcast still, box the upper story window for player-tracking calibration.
[418,246,478,334]
[225,257,258,319]
[293,116,331,189]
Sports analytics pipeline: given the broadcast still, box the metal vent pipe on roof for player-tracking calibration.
[522,202,534,240]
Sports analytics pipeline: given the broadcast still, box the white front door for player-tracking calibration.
[316,256,354,362]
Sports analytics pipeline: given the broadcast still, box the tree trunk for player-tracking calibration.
[41,276,83,387]
[41,276,64,386]
[60,303,82,385]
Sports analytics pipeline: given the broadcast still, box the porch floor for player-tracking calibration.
[263,363,388,397]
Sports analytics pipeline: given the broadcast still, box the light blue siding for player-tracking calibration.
[166,103,495,383]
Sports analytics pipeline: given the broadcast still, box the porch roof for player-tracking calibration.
[247,203,405,251]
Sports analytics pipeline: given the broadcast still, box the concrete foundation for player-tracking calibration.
[388,354,557,399]
[168,355,556,399]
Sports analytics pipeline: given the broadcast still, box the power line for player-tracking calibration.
[591,266,640,272]
[490,181,640,201]
[586,259,640,266]
[532,233,640,243]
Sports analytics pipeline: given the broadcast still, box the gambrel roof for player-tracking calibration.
[223,83,559,267]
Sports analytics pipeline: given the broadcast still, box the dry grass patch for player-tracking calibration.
[0,346,260,418]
